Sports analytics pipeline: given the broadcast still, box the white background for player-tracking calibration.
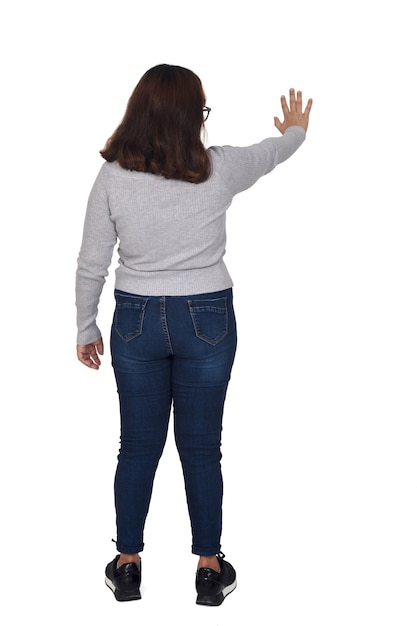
[1,1,416,624]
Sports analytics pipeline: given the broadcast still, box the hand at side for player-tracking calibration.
[77,338,104,369]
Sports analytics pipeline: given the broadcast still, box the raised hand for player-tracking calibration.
[274,88,312,134]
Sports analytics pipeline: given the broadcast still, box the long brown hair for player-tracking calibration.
[100,64,211,183]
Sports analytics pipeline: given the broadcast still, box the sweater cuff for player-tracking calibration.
[284,125,306,138]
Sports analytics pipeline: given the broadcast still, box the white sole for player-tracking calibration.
[222,579,237,598]
[105,576,116,593]
[196,578,237,606]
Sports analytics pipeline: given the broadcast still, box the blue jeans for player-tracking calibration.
[110,288,237,556]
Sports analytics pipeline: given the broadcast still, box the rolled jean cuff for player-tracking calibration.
[117,542,144,554]
[192,543,221,557]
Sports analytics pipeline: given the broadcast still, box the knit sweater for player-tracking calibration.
[76,125,306,344]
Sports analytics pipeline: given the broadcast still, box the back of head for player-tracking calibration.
[100,64,211,183]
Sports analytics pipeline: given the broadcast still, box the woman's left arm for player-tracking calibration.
[76,165,117,353]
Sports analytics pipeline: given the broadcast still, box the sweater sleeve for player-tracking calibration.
[211,125,306,196]
[75,164,117,345]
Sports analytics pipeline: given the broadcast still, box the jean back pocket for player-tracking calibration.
[188,297,228,346]
[114,291,148,342]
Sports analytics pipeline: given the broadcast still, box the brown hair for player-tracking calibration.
[100,64,211,183]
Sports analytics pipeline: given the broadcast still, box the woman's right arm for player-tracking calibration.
[212,88,312,197]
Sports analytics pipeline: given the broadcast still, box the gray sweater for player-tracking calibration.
[76,126,306,344]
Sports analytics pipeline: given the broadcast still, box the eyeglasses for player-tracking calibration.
[203,106,211,122]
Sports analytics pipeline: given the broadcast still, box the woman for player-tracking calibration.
[76,64,312,605]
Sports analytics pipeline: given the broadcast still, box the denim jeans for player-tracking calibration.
[110,288,237,556]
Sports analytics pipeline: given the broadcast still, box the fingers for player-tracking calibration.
[274,115,284,133]
[282,88,298,113]
[304,97,313,116]
[289,88,297,112]
[77,340,103,369]
[296,90,303,113]
[284,88,312,114]
[275,88,312,133]
[289,88,309,113]
[280,93,290,117]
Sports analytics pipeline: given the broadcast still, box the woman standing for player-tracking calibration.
[76,64,312,605]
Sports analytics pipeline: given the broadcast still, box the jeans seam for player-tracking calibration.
[160,296,174,355]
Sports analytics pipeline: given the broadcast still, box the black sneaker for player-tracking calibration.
[195,552,237,606]
[105,555,141,601]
